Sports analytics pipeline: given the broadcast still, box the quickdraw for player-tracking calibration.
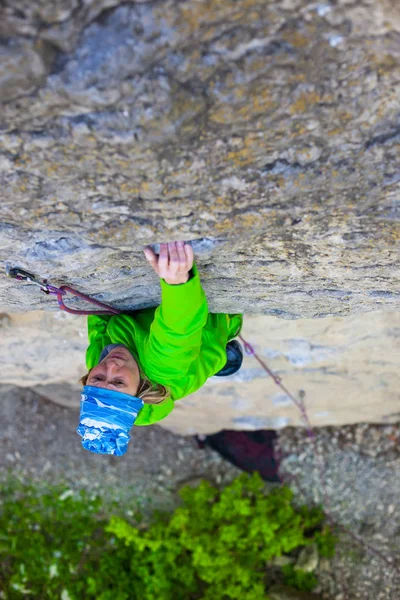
[5,266,120,316]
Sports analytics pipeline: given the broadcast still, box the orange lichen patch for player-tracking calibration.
[272,176,285,189]
[281,30,308,49]
[232,86,247,101]
[46,164,60,176]
[293,174,307,188]
[210,84,277,125]
[225,135,260,167]
[239,91,277,118]
[369,53,399,76]
[338,111,354,123]
[390,228,400,241]
[231,10,247,22]
[162,188,183,197]
[214,217,234,233]
[372,101,392,122]
[241,0,261,8]
[214,196,232,210]
[328,128,342,136]
[240,213,263,228]
[119,184,140,195]
[174,0,261,35]
[214,211,265,233]
[290,92,322,115]
[289,74,307,83]
[115,159,130,168]
[176,1,229,34]
[201,25,220,42]
[291,125,307,137]
[208,106,233,125]
[246,56,272,73]
[247,9,263,22]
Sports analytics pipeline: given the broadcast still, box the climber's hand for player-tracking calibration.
[143,241,194,285]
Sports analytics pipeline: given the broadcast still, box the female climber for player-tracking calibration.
[76,241,244,456]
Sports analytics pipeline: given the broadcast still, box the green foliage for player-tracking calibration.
[281,565,318,592]
[314,526,338,558]
[0,472,336,600]
[107,472,336,600]
[0,478,132,600]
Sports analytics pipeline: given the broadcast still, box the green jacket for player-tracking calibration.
[85,261,243,426]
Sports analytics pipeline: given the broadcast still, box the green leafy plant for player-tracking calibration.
[281,565,318,592]
[107,472,336,600]
[0,472,336,600]
[0,478,132,600]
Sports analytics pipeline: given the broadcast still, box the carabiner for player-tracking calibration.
[5,265,120,314]
[5,265,50,294]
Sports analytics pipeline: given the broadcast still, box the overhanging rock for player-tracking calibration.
[1,0,399,317]
[0,0,399,433]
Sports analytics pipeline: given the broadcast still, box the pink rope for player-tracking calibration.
[44,284,122,316]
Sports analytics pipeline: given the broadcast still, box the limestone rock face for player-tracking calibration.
[0,39,54,103]
[0,0,399,318]
[0,0,399,432]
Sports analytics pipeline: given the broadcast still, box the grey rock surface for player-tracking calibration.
[278,425,400,600]
[0,0,399,317]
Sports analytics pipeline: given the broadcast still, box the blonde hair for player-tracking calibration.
[78,369,171,405]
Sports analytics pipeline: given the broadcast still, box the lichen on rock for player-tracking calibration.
[0,0,399,320]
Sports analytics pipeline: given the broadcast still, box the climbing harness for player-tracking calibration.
[5,265,399,575]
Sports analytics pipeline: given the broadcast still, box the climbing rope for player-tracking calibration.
[5,266,399,580]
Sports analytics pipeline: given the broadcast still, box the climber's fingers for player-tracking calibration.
[143,241,193,279]
[169,241,194,273]
[175,241,187,267]
[166,242,178,273]
[170,241,189,274]
[158,243,169,276]
[143,246,158,270]
[160,242,182,277]
[183,242,194,270]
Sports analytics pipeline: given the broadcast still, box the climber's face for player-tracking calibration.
[87,347,140,397]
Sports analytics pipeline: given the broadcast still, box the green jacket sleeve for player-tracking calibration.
[142,261,209,383]
[85,314,113,370]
